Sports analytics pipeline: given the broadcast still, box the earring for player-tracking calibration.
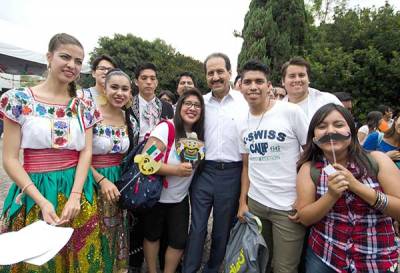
[95,93,108,106]
[125,99,133,109]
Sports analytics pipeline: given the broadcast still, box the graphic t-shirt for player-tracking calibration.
[237,101,308,210]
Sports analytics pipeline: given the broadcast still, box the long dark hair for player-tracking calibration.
[48,33,84,98]
[297,103,372,178]
[173,88,205,142]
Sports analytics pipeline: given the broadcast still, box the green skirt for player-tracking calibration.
[96,165,129,273]
[0,167,103,273]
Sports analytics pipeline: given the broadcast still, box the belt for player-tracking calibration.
[204,160,242,170]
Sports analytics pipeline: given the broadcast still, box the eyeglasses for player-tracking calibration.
[96,66,113,72]
[182,101,201,109]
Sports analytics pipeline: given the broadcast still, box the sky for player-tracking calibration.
[0,0,399,77]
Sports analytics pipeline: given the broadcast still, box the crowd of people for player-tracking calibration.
[0,32,399,273]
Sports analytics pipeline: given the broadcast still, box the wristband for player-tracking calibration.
[71,191,82,196]
[97,176,106,184]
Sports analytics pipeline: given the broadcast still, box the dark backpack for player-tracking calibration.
[310,153,379,185]
[116,120,175,210]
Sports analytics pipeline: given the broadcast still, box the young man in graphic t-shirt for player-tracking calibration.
[236,60,309,273]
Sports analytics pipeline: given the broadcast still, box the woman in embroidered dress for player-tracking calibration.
[90,69,131,273]
[296,103,400,273]
[0,33,102,272]
[141,88,205,273]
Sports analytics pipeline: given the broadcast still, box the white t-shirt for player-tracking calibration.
[237,101,308,210]
[358,125,369,145]
[283,87,343,123]
[150,120,194,203]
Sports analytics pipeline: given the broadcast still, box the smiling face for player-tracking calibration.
[282,64,310,103]
[205,57,231,97]
[47,44,84,84]
[314,110,352,155]
[92,59,115,88]
[241,70,270,109]
[180,95,202,128]
[105,75,131,108]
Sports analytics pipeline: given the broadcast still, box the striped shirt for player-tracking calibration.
[309,159,399,273]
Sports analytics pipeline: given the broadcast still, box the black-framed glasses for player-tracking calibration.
[182,101,201,109]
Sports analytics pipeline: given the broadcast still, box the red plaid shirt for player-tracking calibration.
[309,159,399,273]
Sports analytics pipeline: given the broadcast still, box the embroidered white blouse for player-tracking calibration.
[0,88,101,151]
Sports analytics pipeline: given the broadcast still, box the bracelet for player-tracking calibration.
[372,191,388,212]
[70,191,82,196]
[97,176,106,184]
[15,183,35,205]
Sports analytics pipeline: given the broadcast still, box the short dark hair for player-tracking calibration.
[91,54,118,71]
[240,60,270,79]
[134,62,157,79]
[234,75,241,86]
[281,56,311,80]
[366,111,383,131]
[176,71,196,87]
[158,89,176,104]
[204,52,231,73]
[333,92,352,102]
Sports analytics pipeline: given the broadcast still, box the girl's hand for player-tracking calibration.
[175,162,193,177]
[100,179,121,203]
[386,150,400,161]
[332,163,359,192]
[327,169,349,199]
[59,193,81,225]
[39,200,60,225]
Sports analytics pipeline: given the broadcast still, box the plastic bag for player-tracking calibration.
[224,212,268,273]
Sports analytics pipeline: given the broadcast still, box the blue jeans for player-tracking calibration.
[305,247,336,273]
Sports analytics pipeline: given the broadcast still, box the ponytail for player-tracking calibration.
[68,81,77,98]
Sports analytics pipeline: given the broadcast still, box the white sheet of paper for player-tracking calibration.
[0,220,73,266]
[0,221,52,265]
[323,164,337,176]
[23,223,73,265]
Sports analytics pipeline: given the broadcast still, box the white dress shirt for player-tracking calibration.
[203,89,248,162]
[138,94,157,143]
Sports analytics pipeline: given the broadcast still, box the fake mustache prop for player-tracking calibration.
[312,132,351,146]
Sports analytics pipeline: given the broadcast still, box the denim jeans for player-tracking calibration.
[305,247,336,273]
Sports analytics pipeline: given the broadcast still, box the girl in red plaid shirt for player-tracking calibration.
[296,103,399,273]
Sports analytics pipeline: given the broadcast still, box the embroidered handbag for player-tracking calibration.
[116,120,175,210]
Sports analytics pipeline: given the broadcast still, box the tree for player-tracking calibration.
[237,0,308,82]
[82,34,207,94]
[306,3,400,120]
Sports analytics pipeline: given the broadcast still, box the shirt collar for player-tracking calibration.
[138,94,156,106]
[206,87,233,103]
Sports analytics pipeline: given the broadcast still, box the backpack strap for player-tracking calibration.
[310,163,321,187]
[157,119,175,188]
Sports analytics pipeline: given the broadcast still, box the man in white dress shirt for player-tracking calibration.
[281,57,342,122]
[183,53,248,273]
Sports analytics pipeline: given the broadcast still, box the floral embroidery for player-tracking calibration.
[85,112,94,126]
[93,123,128,154]
[105,127,112,137]
[54,121,68,129]
[94,109,101,119]
[15,91,29,101]
[56,108,65,118]
[12,105,22,119]
[1,96,8,108]
[22,105,32,115]
[54,137,68,146]
[36,104,47,116]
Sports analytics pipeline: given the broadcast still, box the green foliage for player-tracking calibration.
[306,3,400,119]
[85,34,207,94]
[238,0,307,82]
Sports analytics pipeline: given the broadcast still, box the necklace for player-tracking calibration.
[247,100,271,132]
